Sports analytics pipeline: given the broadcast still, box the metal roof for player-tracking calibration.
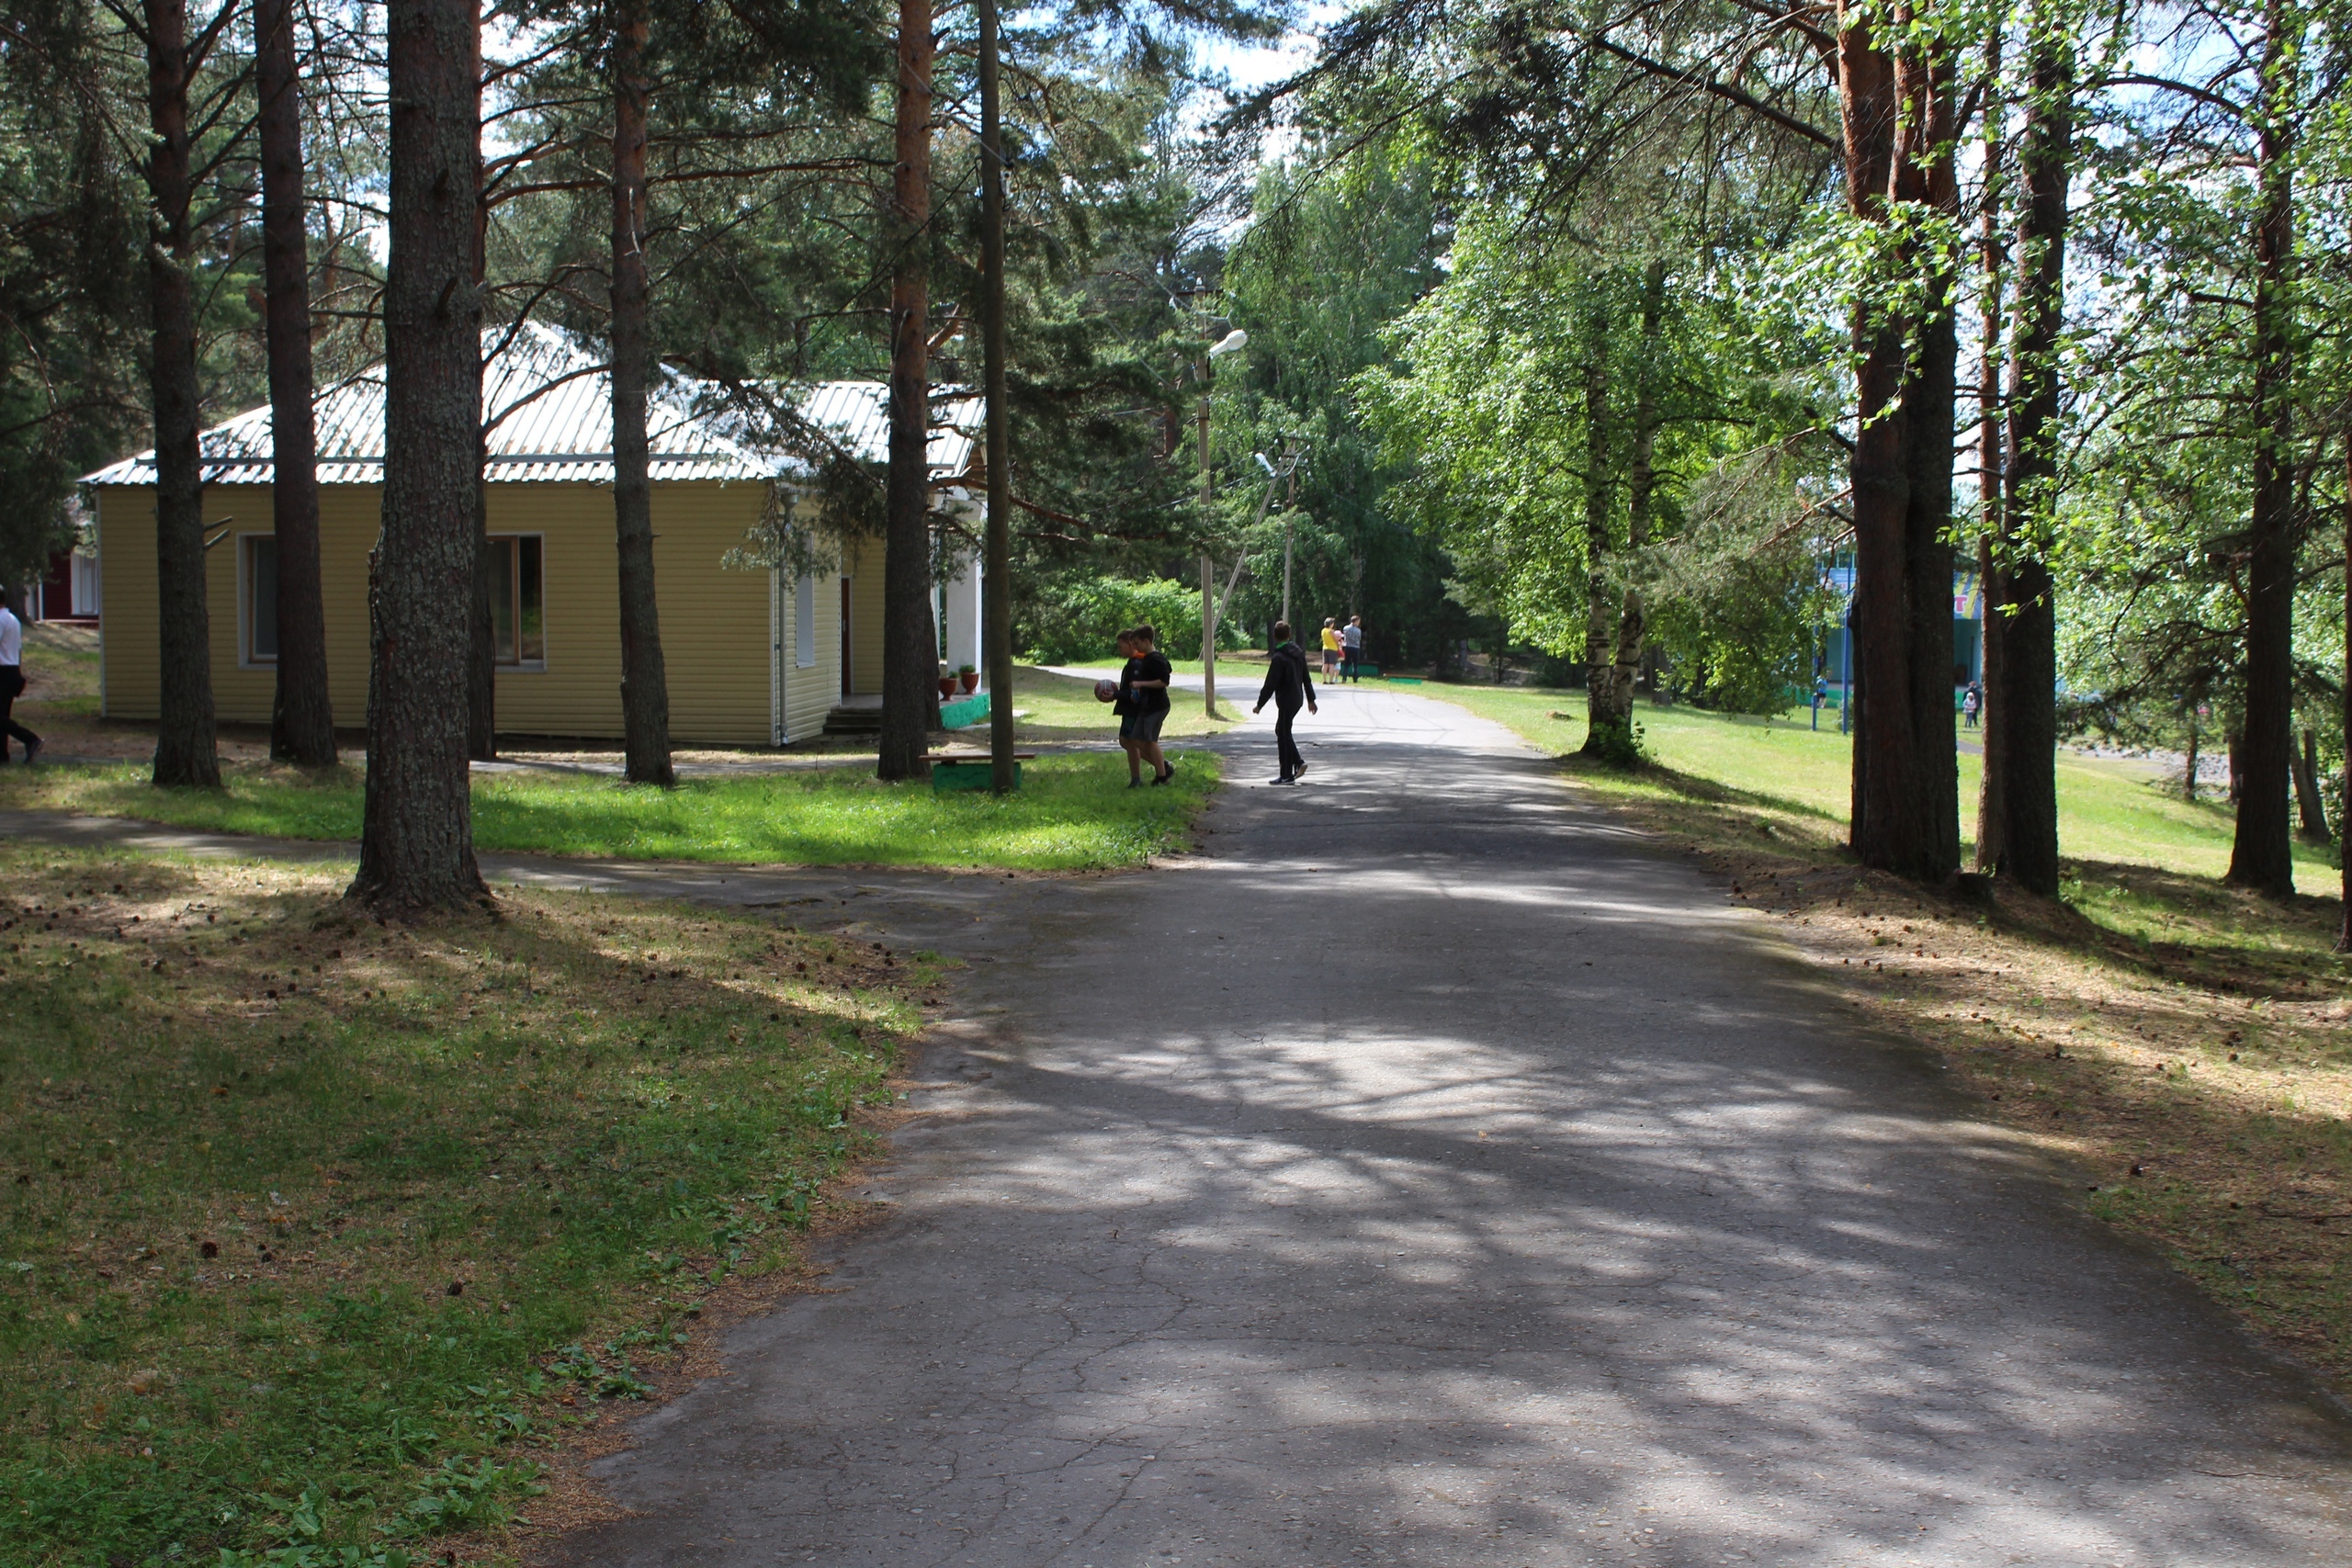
[84,322,982,489]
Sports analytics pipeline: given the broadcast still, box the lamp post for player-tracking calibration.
[1198,327,1246,717]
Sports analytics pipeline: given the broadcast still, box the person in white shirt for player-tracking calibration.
[0,598,40,764]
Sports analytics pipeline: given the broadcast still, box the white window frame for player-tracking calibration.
[795,572,817,668]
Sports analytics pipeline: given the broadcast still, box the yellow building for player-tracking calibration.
[84,326,982,746]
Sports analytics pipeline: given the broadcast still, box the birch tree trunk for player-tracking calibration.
[1972,25,2005,874]
[257,0,335,766]
[879,0,940,780]
[609,0,674,787]
[143,0,220,790]
[350,0,488,913]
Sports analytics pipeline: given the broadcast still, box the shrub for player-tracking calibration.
[1022,575,1248,663]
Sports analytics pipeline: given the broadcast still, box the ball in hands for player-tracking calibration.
[1093,679,1119,703]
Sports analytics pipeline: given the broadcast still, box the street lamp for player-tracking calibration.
[1195,324,1247,718]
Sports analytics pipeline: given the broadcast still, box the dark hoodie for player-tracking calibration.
[1258,640,1315,711]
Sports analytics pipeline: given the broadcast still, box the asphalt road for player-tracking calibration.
[9,687,2347,1566]
[540,687,2352,1568]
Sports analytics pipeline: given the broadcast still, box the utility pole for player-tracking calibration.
[1198,363,1216,718]
[1196,325,1247,717]
[978,0,1014,793]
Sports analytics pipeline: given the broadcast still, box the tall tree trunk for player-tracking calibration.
[1895,36,1963,883]
[143,0,220,789]
[1993,14,2070,897]
[878,0,939,780]
[1838,4,1963,884]
[978,0,1014,793]
[2227,0,2301,897]
[351,0,488,913]
[1973,24,2006,873]
[2293,728,2328,840]
[2337,447,2349,953]
[2183,695,2200,802]
[1611,259,1663,722]
[1579,302,1616,746]
[609,0,673,787]
[1838,8,1912,867]
[467,85,495,761]
[256,0,334,766]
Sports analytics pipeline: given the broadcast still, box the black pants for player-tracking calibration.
[1273,701,1304,776]
[1342,649,1360,682]
[0,666,33,758]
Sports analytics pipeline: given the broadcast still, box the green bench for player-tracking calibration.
[928,750,1035,792]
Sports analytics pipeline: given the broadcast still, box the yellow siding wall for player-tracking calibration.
[843,538,883,696]
[96,479,828,746]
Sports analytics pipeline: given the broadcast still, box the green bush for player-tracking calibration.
[1022,575,1248,663]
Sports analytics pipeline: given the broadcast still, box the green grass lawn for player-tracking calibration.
[1,845,929,1565]
[1424,682,2340,886]
[0,749,1220,872]
[1010,664,1239,745]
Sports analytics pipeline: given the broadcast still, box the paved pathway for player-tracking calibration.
[548,690,2351,1567]
[12,691,2351,1566]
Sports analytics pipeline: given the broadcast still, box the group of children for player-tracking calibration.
[1317,615,1365,682]
[1108,614,1368,788]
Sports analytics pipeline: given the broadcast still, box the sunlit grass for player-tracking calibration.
[0,846,929,1564]
[1423,682,2339,883]
[0,750,1220,872]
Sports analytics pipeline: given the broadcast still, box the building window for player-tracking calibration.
[795,573,817,667]
[244,536,279,663]
[487,534,545,666]
[70,552,100,617]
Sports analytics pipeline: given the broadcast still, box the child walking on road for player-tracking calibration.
[1254,620,1317,784]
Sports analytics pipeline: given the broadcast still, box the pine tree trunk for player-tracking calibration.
[1839,6,1962,884]
[2337,449,2349,953]
[1579,308,1616,747]
[609,0,674,788]
[2292,728,2328,840]
[1993,17,2070,897]
[1972,23,2005,874]
[467,96,495,761]
[2183,700,2199,802]
[350,0,488,914]
[256,0,335,767]
[977,0,1015,793]
[1611,260,1663,723]
[2227,0,2300,897]
[1839,12,1910,866]
[878,0,939,781]
[143,0,220,790]
[1895,39,1962,884]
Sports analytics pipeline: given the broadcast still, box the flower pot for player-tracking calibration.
[938,676,958,699]
[958,671,980,694]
